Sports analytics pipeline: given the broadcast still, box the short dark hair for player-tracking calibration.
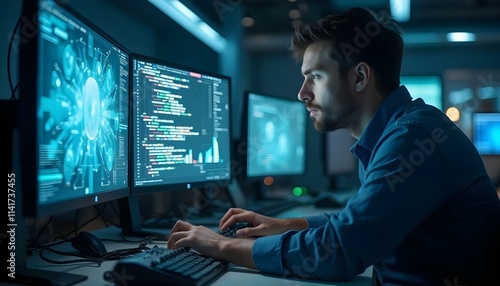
[291,7,404,94]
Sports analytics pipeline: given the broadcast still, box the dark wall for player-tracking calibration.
[402,44,500,75]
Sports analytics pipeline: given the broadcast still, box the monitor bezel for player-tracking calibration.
[471,111,500,157]
[129,52,233,196]
[19,0,131,218]
[239,90,308,182]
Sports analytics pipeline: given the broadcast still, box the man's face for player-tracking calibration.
[298,41,357,133]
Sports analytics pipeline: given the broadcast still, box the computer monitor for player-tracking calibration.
[400,75,443,110]
[19,0,130,218]
[324,129,358,188]
[240,91,307,199]
[15,0,130,284]
[472,112,500,156]
[118,53,232,237]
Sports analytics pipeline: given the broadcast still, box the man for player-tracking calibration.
[168,7,500,285]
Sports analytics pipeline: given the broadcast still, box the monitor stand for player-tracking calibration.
[118,196,170,241]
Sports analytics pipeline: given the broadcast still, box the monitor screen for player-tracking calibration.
[325,129,357,175]
[472,112,500,155]
[243,92,307,178]
[18,0,130,217]
[131,54,232,194]
[400,75,443,110]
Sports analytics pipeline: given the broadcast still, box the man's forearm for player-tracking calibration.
[220,238,256,269]
[283,218,309,231]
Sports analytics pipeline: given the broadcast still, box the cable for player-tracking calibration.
[39,247,103,265]
[33,216,53,247]
[11,83,19,100]
[93,203,120,228]
[38,238,152,265]
[71,210,101,237]
[26,216,54,249]
[7,16,22,100]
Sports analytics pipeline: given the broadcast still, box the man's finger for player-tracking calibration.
[220,212,252,230]
[171,220,193,232]
[219,208,245,227]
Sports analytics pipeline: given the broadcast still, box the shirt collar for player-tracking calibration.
[351,85,413,167]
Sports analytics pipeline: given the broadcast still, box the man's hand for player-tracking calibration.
[168,220,226,256]
[219,208,309,238]
[168,220,256,269]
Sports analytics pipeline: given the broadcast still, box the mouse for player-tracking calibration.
[71,231,108,258]
[313,195,344,209]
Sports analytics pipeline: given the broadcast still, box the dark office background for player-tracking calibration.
[2,0,500,224]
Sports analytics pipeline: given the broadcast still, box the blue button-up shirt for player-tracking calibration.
[252,86,500,284]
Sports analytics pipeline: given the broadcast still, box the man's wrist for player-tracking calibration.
[283,218,309,231]
[220,238,256,269]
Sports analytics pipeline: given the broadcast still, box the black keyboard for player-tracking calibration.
[217,222,249,238]
[104,246,227,286]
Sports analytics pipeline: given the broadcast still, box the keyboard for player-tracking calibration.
[217,221,249,238]
[105,246,227,286]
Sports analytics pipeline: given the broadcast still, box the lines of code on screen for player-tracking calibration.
[132,59,231,188]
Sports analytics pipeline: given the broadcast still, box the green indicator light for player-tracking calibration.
[292,187,302,196]
[292,187,307,196]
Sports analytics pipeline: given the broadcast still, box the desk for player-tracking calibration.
[22,205,372,286]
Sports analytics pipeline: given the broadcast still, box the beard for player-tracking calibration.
[308,83,357,133]
[311,107,343,133]
[307,104,329,133]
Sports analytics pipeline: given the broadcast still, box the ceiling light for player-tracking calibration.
[148,0,227,53]
[390,0,411,22]
[446,32,476,42]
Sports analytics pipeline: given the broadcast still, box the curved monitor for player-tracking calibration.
[130,54,232,194]
[242,91,307,180]
[19,0,130,218]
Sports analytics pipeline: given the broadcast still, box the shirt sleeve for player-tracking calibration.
[252,123,459,281]
[305,213,330,227]
[252,213,333,274]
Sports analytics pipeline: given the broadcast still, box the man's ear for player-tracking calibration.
[353,62,370,92]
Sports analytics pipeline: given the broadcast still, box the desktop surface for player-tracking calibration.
[21,205,370,286]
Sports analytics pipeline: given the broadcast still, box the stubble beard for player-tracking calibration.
[312,110,334,133]
[312,105,354,133]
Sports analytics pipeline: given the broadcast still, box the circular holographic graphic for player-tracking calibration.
[43,37,120,193]
[83,77,101,141]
